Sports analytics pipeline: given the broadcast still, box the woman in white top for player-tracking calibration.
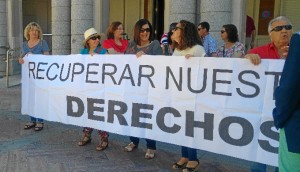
[172,21,206,59]
[171,20,205,172]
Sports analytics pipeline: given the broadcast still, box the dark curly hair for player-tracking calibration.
[133,19,153,45]
[174,20,202,50]
[223,24,239,43]
[106,21,122,39]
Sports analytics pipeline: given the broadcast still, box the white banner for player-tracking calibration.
[21,54,283,166]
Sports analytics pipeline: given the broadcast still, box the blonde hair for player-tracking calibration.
[24,22,43,40]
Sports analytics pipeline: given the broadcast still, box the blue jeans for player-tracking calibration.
[130,136,156,150]
[250,163,278,172]
[30,116,43,123]
[181,146,197,161]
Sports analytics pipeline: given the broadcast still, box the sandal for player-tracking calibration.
[24,122,36,130]
[173,158,189,169]
[124,142,137,152]
[172,162,188,169]
[34,122,44,131]
[182,160,200,172]
[96,137,108,151]
[78,133,92,146]
[145,149,155,159]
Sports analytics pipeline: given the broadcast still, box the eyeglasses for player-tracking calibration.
[270,25,292,32]
[220,30,226,34]
[140,28,151,33]
[90,36,101,40]
[174,26,183,31]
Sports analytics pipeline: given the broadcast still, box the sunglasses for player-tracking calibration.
[220,30,226,34]
[140,28,151,33]
[270,25,292,32]
[174,26,183,31]
[90,36,101,40]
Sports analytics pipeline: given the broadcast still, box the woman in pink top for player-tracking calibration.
[103,21,129,54]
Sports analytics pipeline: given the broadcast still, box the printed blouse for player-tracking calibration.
[216,42,245,58]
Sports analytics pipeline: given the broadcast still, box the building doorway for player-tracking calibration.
[152,0,164,40]
[22,0,52,52]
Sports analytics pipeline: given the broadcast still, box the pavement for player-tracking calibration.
[0,74,278,172]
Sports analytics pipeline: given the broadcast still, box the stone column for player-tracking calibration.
[71,0,93,54]
[6,0,22,50]
[94,0,109,34]
[0,0,7,50]
[0,0,7,76]
[232,0,246,45]
[200,0,232,45]
[168,0,197,24]
[52,0,71,55]
[6,0,22,75]
[195,0,201,25]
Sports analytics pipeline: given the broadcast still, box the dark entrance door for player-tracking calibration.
[152,0,164,40]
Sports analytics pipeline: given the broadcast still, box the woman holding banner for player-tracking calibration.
[171,20,206,172]
[19,22,50,132]
[77,27,109,151]
[124,19,162,159]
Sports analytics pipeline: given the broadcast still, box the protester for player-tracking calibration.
[245,16,292,65]
[160,22,177,55]
[197,21,217,57]
[216,24,245,58]
[124,19,162,159]
[103,21,128,54]
[77,28,109,151]
[245,16,293,172]
[171,20,205,172]
[19,22,50,131]
[245,15,256,52]
[273,32,300,172]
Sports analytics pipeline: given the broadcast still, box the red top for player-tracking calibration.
[246,15,256,37]
[103,39,129,53]
[248,43,280,59]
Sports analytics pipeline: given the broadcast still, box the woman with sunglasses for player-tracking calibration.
[19,22,50,132]
[78,28,109,151]
[124,19,162,159]
[103,21,128,54]
[125,19,162,58]
[171,20,205,172]
[216,24,245,58]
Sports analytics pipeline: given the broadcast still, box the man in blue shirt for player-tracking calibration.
[197,21,217,57]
